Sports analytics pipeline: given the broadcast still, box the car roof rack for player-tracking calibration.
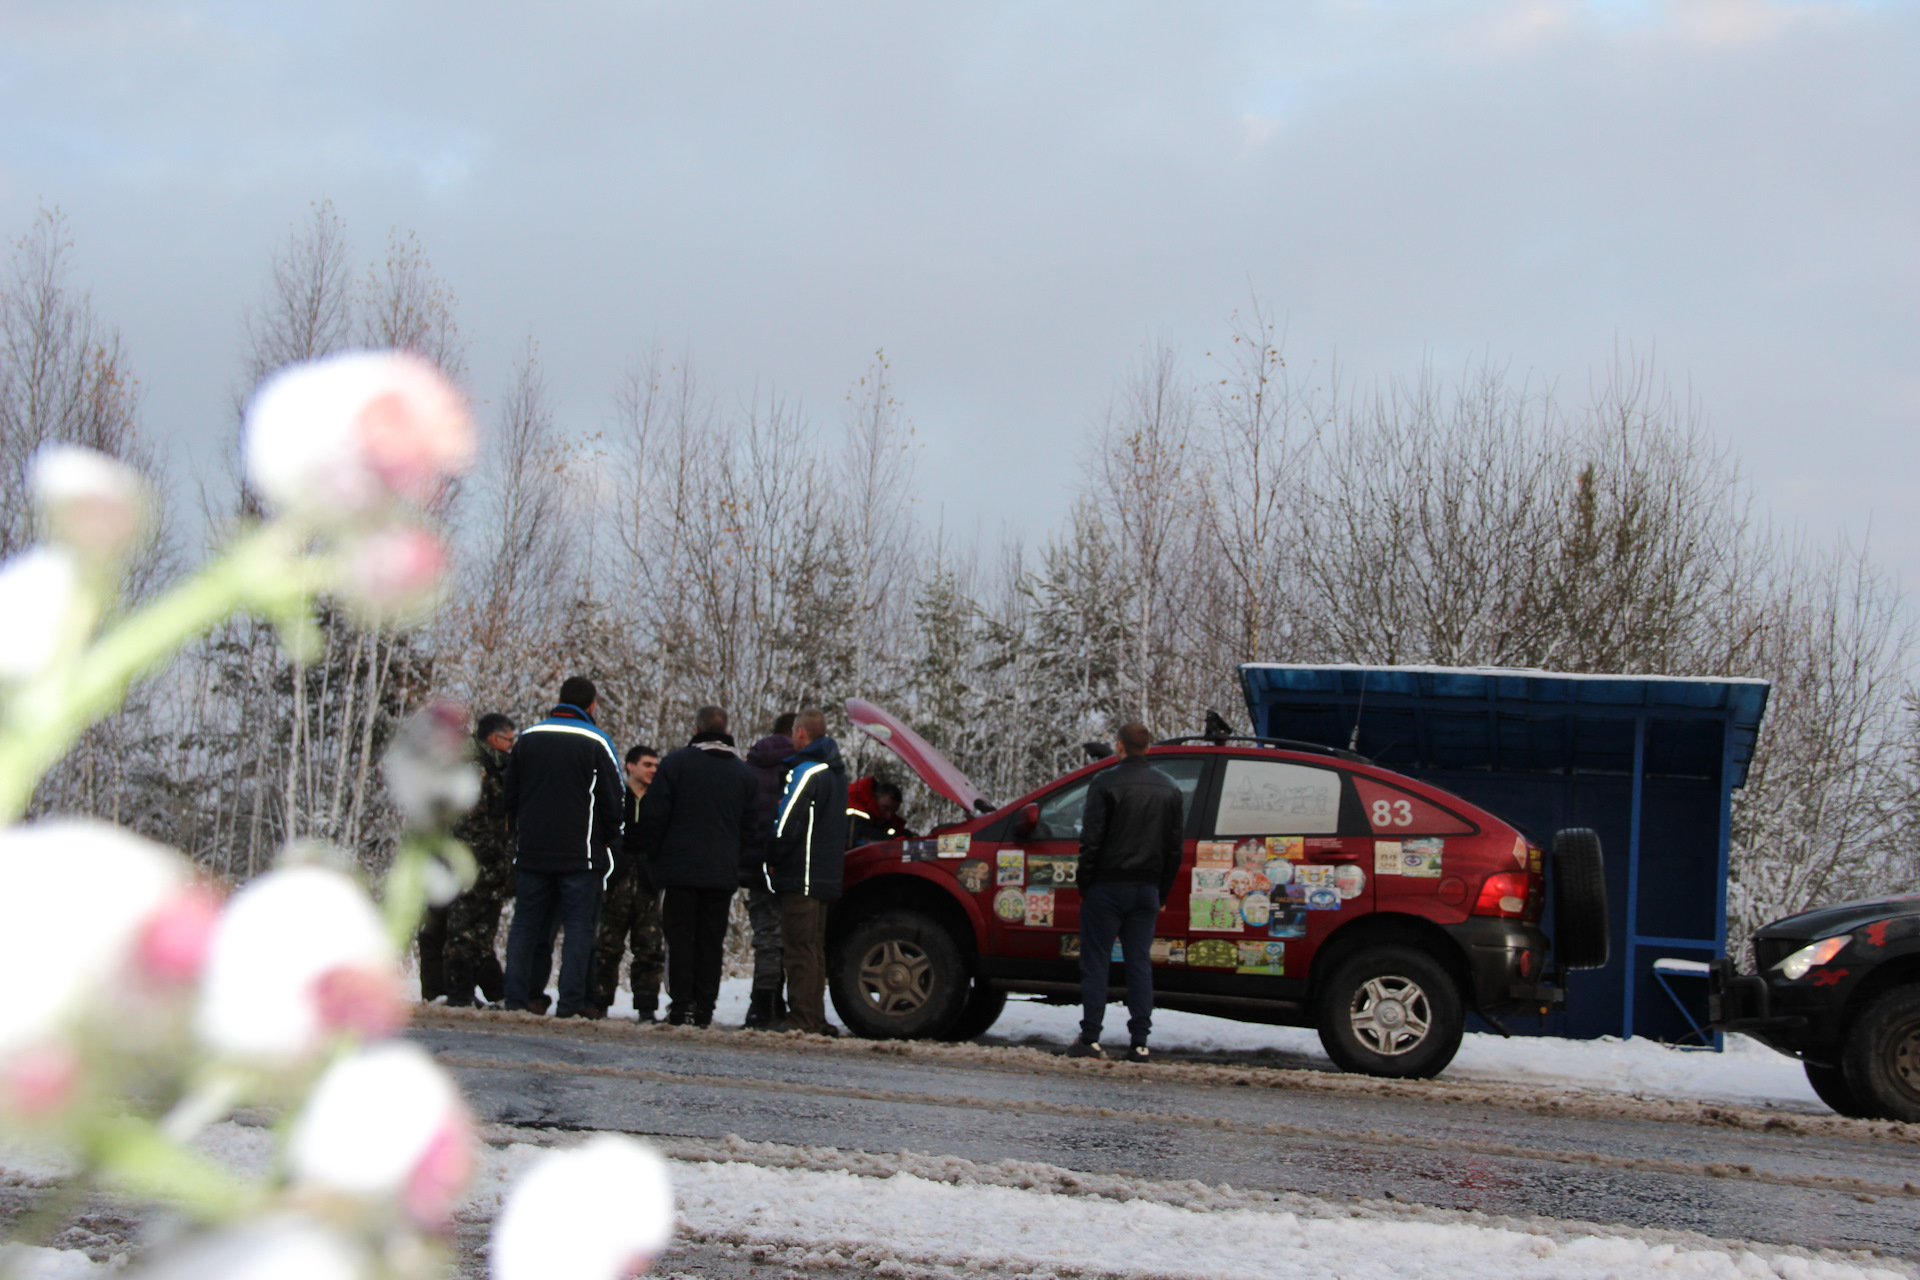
[1151,734,1372,764]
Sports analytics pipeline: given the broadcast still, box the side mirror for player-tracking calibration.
[1014,803,1039,839]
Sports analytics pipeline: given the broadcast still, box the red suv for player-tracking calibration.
[827,701,1608,1078]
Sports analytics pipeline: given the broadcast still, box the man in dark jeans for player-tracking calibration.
[635,705,758,1027]
[1071,722,1184,1063]
[500,676,624,1018]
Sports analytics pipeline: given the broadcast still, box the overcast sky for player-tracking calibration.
[3,1,1916,581]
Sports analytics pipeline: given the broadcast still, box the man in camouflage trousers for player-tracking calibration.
[590,743,668,1021]
[444,712,517,1007]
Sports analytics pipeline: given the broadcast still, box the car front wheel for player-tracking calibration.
[829,910,970,1040]
[1316,945,1465,1078]
[1841,984,1920,1122]
[1804,1060,1879,1119]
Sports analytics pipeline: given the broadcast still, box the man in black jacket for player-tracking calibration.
[1072,722,1183,1063]
[741,713,795,1030]
[634,705,758,1027]
[500,677,625,1018]
[766,707,849,1036]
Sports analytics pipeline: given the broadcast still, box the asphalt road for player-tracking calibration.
[411,1015,1920,1262]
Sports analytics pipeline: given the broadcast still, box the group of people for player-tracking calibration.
[421,676,903,1033]
[418,674,1177,1059]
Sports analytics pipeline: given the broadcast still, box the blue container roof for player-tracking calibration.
[1239,664,1770,787]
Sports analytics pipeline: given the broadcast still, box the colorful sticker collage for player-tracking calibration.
[1189,834,1364,950]
[1373,837,1444,878]
[1063,936,1189,964]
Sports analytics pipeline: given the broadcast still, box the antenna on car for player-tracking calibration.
[1348,672,1368,754]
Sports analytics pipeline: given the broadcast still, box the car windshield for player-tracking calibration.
[1032,756,1207,841]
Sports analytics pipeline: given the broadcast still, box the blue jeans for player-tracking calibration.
[1078,881,1160,1046]
[504,869,602,1015]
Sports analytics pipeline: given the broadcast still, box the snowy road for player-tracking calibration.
[412,1012,1920,1262]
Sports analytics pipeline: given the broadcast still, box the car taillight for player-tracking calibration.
[1473,871,1530,919]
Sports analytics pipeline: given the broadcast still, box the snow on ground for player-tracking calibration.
[8,1122,1908,1279]
[989,995,1824,1111]
[461,1141,1906,1280]
[513,975,1819,1112]
[0,1245,111,1278]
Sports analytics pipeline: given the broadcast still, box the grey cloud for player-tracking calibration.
[1,0,1915,576]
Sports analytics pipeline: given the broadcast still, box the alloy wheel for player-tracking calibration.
[858,939,933,1017]
[1348,975,1433,1056]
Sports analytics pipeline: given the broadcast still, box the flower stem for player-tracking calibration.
[0,528,331,823]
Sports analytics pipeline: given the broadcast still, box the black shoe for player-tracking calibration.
[665,1005,691,1026]
[743,990,775,1030]
[1066,1038,1105,1060]
[635,1012,658,1025]
[444,995,476,1008]
[693,1007,715,1029]
[527,993,552,1015]
[770,991,789,1033]
[1124,1044,1151,1064]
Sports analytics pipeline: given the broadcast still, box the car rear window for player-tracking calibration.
[1213,759,1343,835]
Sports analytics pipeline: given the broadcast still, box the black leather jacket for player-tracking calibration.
[1076,757,1184,898]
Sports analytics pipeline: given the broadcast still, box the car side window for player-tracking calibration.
[1211,758,1343,836]
[1034,778,1092,840]
[1031,756,1208,841]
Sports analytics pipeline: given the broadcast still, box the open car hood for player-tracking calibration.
[845,699,993,816]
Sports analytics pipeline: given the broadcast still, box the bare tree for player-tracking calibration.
[1,208,174,827]
[839,351,917,701]
[1087,342,1197,730]
[0,207,159,559]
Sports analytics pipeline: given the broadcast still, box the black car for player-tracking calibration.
[1709,893,1920,1120]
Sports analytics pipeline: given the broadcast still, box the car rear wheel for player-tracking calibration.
[1804,1060,1880,1119]
[1316,945,1464,1078]
[938,980,1009,1042]
[1841,984,1920,1123]
[829,910,970,1040]
[1551,828,1609,971]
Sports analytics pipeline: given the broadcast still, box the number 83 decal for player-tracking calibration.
[1371,799,1413,827]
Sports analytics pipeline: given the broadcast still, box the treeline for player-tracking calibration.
[5,204,1913,949]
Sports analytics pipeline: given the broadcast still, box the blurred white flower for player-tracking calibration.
[0,1041,79,1119]
[489,1135,674,1280]
[0,821,184,1058]
[342,524,448,617]
[135,882,224,987]
[195,864,401,1061]
[134,1214,365,1280]
[243,351,473,525]
[30,444,152,562]
[289,1042,473,1227]
[0,547,80,682]
[383,700,480,832]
